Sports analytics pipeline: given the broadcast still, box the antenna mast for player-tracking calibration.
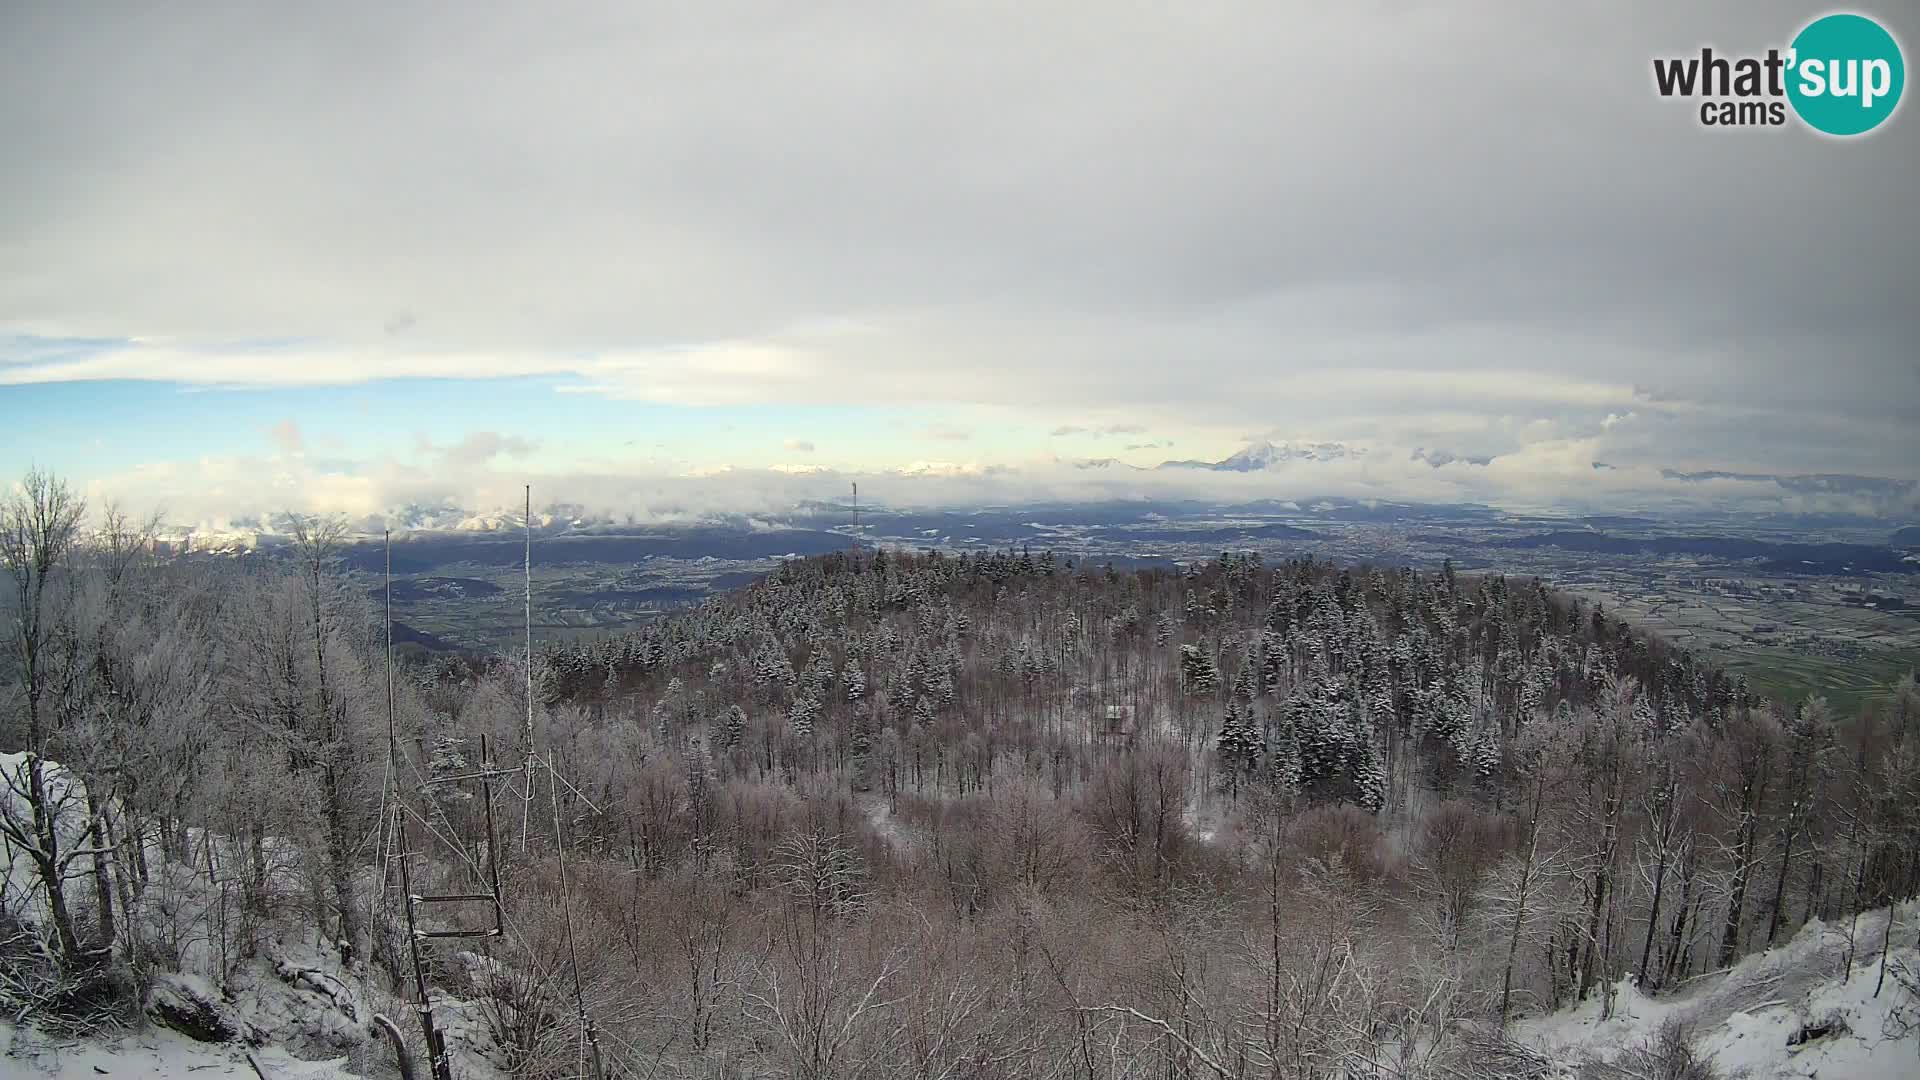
[521,484,536,850]
[385,530,397,769]
[851,481,859,557]
[524,484,534,751]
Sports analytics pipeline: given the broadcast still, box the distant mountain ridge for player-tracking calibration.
[1661,469,1915,497]
[1157,440,1362,472]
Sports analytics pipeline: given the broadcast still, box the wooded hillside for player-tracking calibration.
[6,469,1919,1079]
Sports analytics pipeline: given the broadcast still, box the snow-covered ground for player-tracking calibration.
[1,1022,358,1079]
[3,753,500,1080]
[1,921,501,1080]
[1517,901,1920,1079]
[860,795,915,855]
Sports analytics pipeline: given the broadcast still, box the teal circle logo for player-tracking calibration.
[1787,13,1905,136]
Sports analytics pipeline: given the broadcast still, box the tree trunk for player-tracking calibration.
[1499,826,1541,1025]
[24,756,84,965]
[321,762,362,965]
[86,791,115,951]
[1765,824,1799,947]
[1720,792,1758,968]
[1661,843,1697,983]
[1639,835,1671,981]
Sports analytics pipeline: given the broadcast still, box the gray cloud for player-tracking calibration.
[783,438,815,452]
[89,445,1920,535]
[1053,423,1150,439]
[2,1,1915,496]
[435,431,537,466]
[1411,447,1494,468]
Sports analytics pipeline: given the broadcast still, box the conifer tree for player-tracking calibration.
[1351,721,1387,810]
[1269,709,1304,793]
[788,694,820,739]
[1232,654,1258,704]
[842,655,866,703]
[719,704,747,750]
[1180,643,1219,697]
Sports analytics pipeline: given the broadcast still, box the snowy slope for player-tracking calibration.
[1517,902,1920,1079]
[3,753,500,1080]
[1,1022,358,1079]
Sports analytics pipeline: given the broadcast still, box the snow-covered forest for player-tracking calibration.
[5,467,1920,1080]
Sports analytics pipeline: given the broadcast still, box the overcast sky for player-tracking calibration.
[2,2,1915,524]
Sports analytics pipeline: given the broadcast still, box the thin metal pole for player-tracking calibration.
[548,750,602,1079]
[385,530,397,773]
[524,484,534,752]
[521,484,535,853]
[376,528,400,917]
[478,733,504,938]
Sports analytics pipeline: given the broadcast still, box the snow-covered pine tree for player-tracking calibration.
[1469,715,1502,787]
[1268,708,1303,793]
[806,653,834,700]
[719,704,747,750]
[842,654,866,703]
[1232,652,1258,704]
[1350,713,1387,811]
[788,694,820,739]
[1217,700,1258,791]
[1369,681,1398,742]
[1180,643,1219,697]
[753,645,784,692]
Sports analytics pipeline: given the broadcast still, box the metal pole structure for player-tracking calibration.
[376,528,404,936]
[478,733,505,937]
[547,750,604,1080]
[385,529,398,778]
[397,808,452,1080]
[521,484,536,853]
[851,481,859,557]
[524,484,534,752]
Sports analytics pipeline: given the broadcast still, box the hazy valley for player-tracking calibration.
[272,496,1920,716]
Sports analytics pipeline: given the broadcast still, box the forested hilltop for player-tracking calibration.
[5,469,1919,1079]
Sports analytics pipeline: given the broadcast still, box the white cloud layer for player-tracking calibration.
[3,1,1916,507]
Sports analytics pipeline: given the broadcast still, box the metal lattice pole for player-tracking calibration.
[396,809,452,1080]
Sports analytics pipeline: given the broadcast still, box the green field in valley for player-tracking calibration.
[1720,646,1919,715]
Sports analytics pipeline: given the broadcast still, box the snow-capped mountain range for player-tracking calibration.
[1072,441,1365,472]
[138,442,1373,548]
[148,502,603,552]
[1157,440,1364,472]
